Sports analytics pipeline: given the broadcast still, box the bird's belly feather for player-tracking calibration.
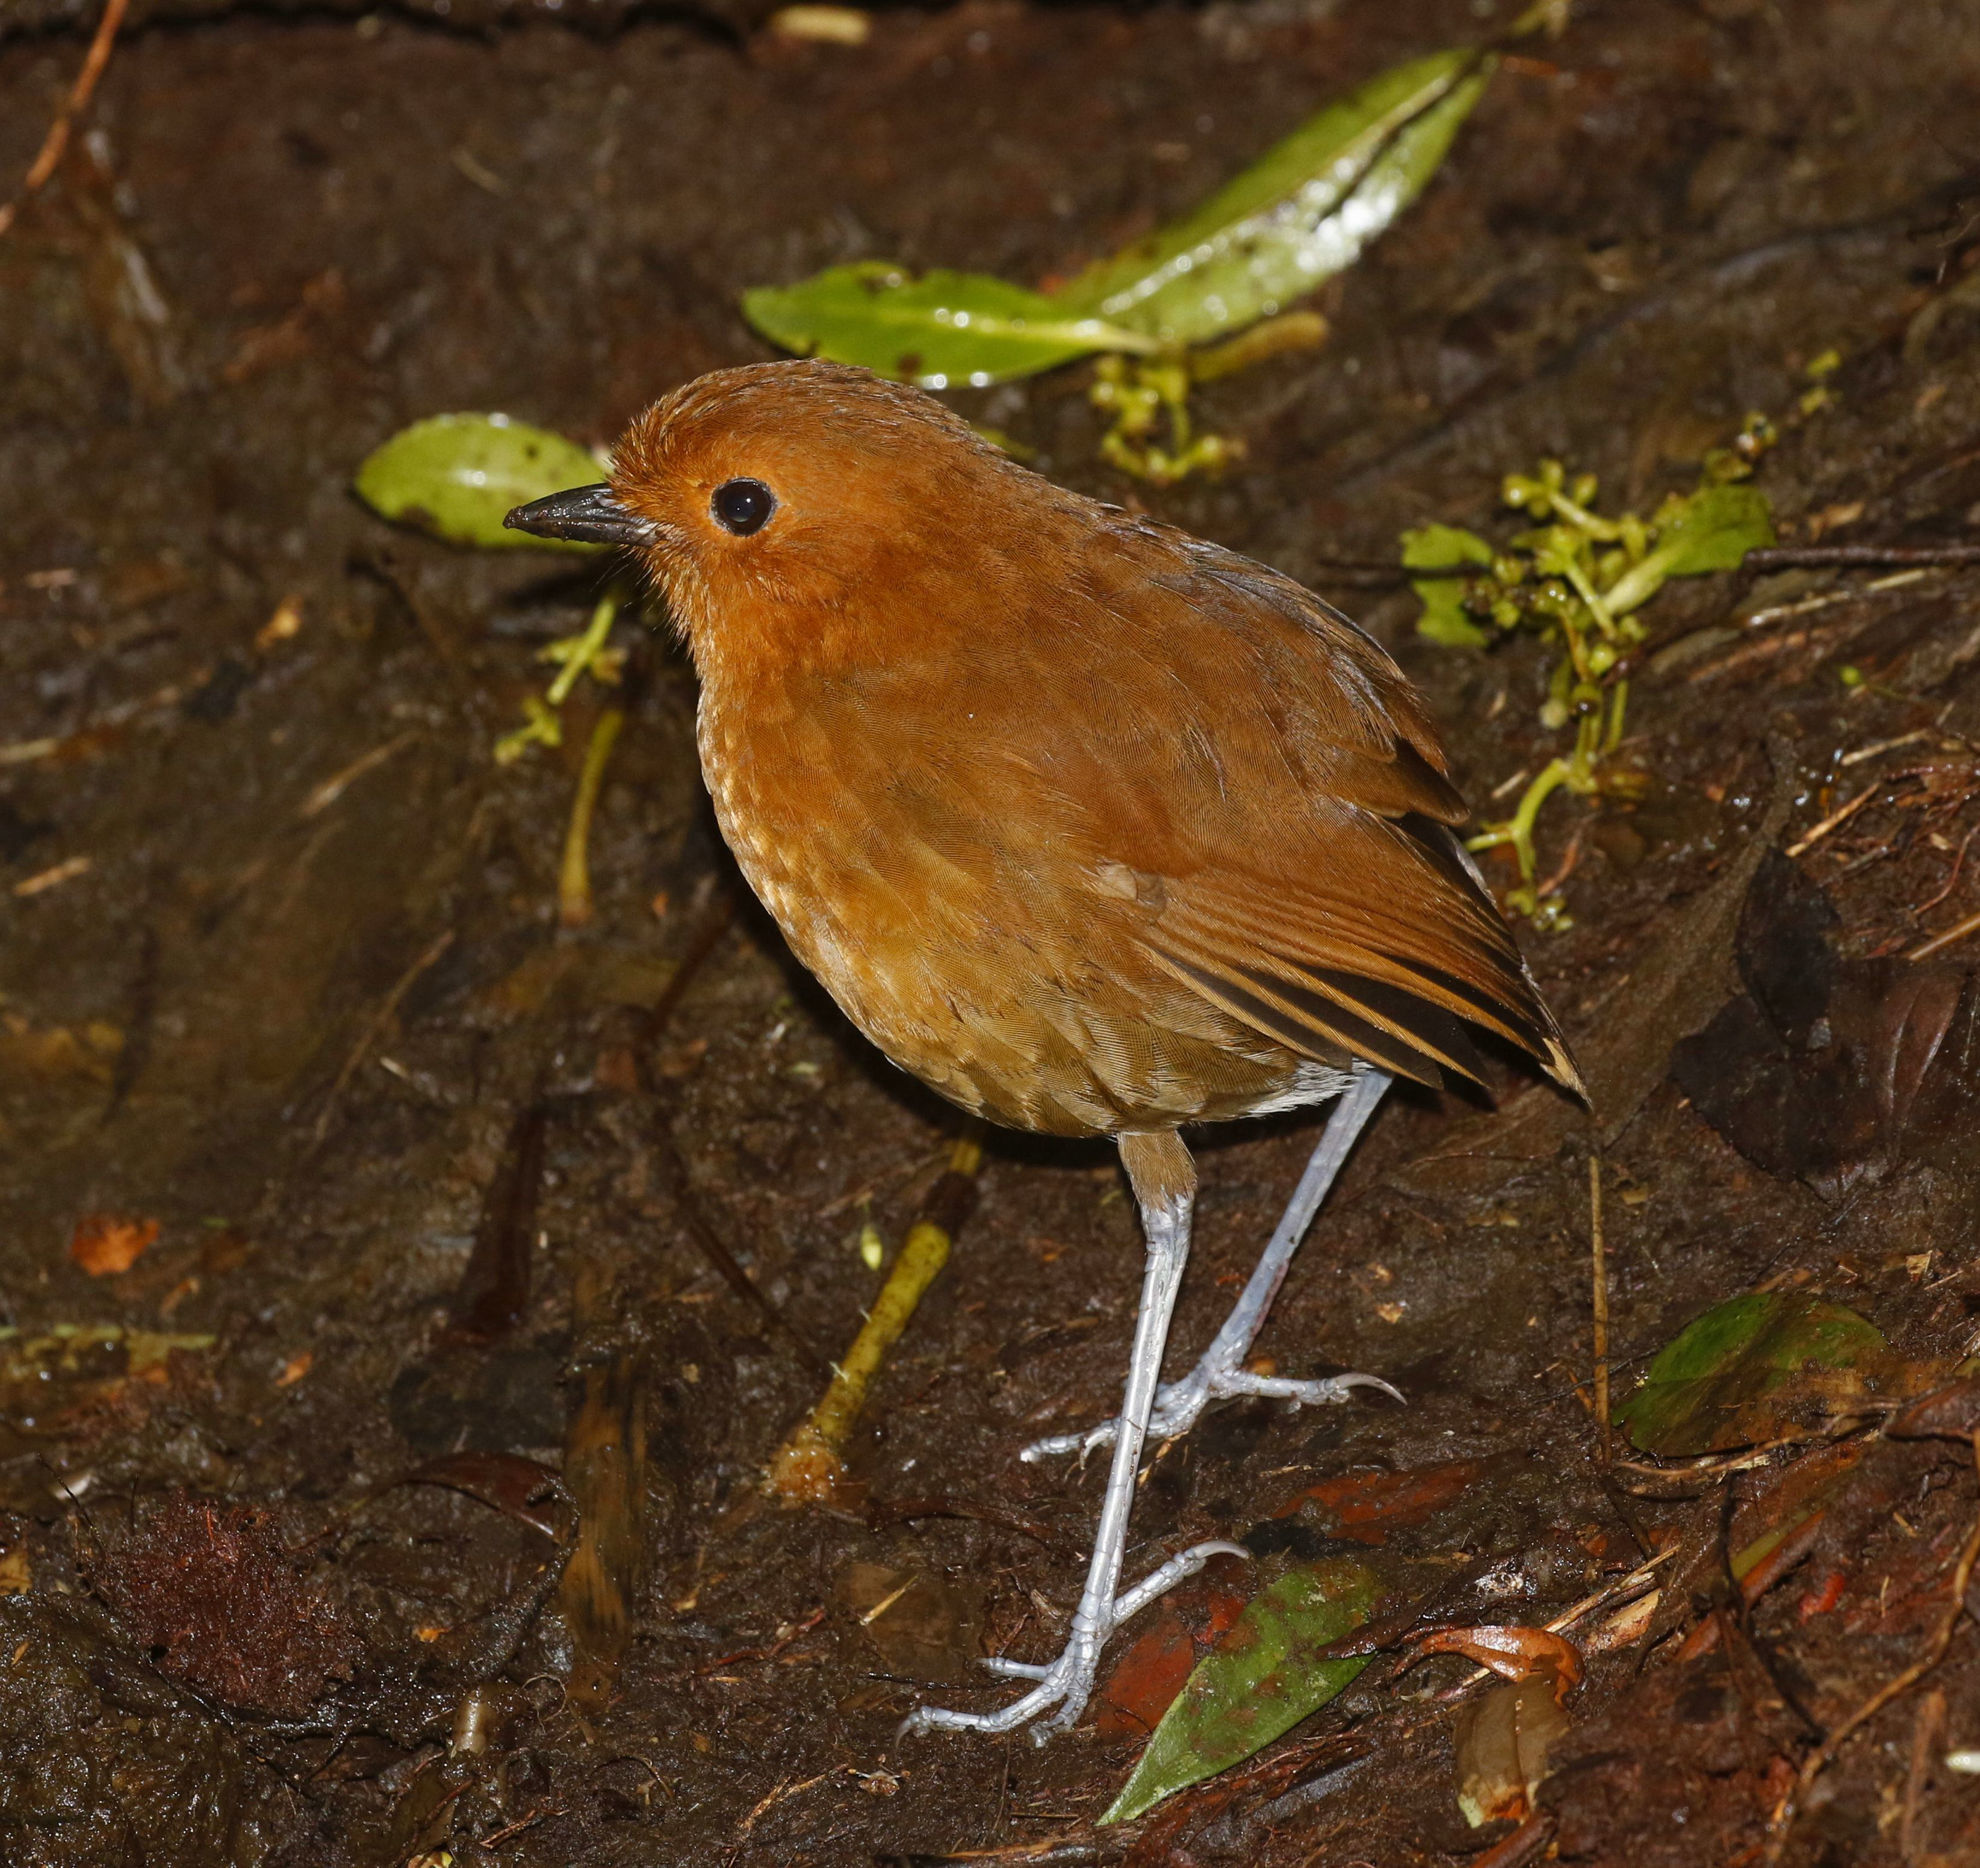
[697,694,1327,1137]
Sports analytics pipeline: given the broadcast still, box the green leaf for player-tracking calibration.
[1614,1292,1893,1458]
[354,414,607,551]
[1402,523,1496,572]
[741,262,1156,388]
[1415,589,1493,648]
[1102,1556,1382,1827]
[1403,523,1496,648]
[1653,482,1777,576]
[1060,49,1495,348]
[1603,483,1776,614]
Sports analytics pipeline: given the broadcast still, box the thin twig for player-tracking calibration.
[1535,817,1589,902]
[0,0,131,240]
[1841,729,1933,768]
[311,928,455,1144]
[1745,544,1980,570]
[299,730,419,819]
[1906,820,1980,923]
[1765,1431,1980,1863]
[1899,1689,1944,1867]
[1304,540,1980,596]
[1470,1815,1556,1868]
[1786,782,1881,858]
[1909,905,1980,962]
[732,1768,834,1843]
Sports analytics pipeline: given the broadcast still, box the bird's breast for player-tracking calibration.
[691,670,1323,1139]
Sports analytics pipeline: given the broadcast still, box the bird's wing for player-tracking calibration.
[1007,524,1584,1096]
[1144,821,1580,1093]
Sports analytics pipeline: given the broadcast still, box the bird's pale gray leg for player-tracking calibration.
[1023,1068,1399,1464]
[903,1139,1246,1740]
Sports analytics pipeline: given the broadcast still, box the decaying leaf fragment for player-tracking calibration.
[1614,1291,1900,1458]
[69,1211,157,1276]
[1454,1674,1572,1828]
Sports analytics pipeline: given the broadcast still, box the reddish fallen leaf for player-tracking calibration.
[1417,1623,1585,1702]
[397,1452,569,1538]
[69,1213,159,1277]
[1269,1457,1486,1544]
[1094,1572,1250,1735]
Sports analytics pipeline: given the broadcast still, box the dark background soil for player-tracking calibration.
[3,0,1980,1862]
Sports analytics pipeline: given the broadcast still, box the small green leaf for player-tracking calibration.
[1403,523,1495,647]
[1615,1292,1893,1458]
[1060,50,1495,348]
[1603,484,1776,614]
[1652,482,1778,576]
[741,262,1156,388]
[1102,1556,1382,1827]
[1402,523,1495,572]
[1415,589,1493,648]
[354,414,607,550]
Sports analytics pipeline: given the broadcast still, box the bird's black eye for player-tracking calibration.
[711,478,776,537]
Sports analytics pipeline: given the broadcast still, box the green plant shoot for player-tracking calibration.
[1403,426,1777,927]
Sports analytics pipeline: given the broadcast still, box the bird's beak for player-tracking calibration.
[503,482,652,547]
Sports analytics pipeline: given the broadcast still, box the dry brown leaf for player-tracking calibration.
[1455,1675,1572,1828]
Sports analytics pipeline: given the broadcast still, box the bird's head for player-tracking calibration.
[505,359,1035,677]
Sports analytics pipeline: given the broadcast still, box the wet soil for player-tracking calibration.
[3,0,1980,1862]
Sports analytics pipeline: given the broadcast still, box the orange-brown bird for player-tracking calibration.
[507,359,1581,1739]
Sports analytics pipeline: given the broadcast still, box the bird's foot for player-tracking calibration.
[900,1539,1247,1741]
[1021,1362,1402,1463]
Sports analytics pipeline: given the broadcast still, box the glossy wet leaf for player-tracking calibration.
[1402,522,1496,647]
[1614,1291,1893,1457]
[1060,49,1495,347]
[354,413,606,550]
[741,262,1155,388]
[1102,1554,1382,1826]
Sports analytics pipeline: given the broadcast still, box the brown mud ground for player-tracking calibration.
[4,1,1980,1862]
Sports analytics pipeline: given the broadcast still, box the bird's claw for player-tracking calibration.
[899,1541,1247,1742]
[1020,1366,1402,1463]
